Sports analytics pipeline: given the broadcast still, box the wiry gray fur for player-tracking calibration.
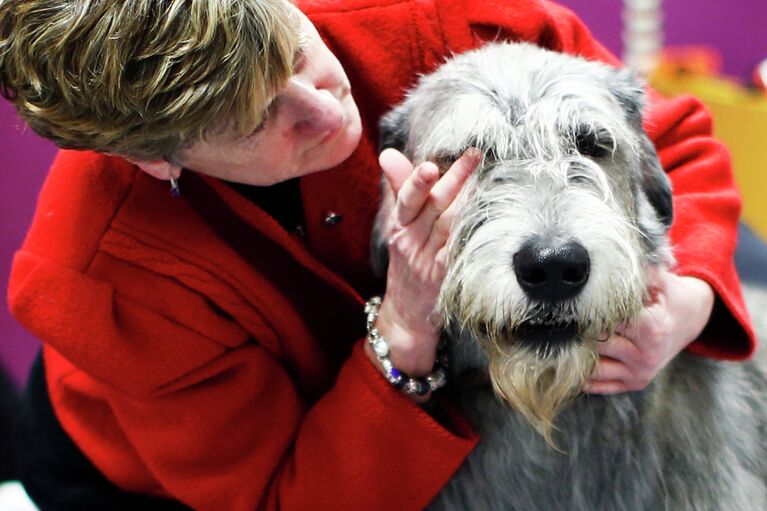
[373,42,767,510]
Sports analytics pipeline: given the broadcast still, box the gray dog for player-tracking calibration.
[373,42,767,511]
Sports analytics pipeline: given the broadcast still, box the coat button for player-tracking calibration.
[323,212,342,226]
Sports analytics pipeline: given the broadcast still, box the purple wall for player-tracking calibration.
[558,0,767,80]
[1,100,56,384]
[1,1,766,385]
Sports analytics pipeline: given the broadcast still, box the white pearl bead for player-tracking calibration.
[374,340,389,357]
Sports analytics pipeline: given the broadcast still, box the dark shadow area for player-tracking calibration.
[0,363,22,482]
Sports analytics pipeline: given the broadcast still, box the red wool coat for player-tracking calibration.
[7,0,754,509]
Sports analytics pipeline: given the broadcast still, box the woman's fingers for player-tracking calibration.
[394,149,480,228]
[422,192,461,256]
[584,357,633,394]
[379,148,415,195]
[587,329,662,394]
[595,332,641,361]
[583,380,629,395]
[584,270,715,396]
[428,149,481,214]
[379,148,481,286]
[587,356,626,382]
[381,147,480,244]
[416,149,481,255]
[413,148,481,237]
[395,162,440,226]
[380,148,442,226]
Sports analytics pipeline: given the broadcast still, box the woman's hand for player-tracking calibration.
[583,268,716,394]
[367,148,480,388]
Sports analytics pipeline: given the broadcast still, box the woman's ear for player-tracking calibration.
[124,158,182,181]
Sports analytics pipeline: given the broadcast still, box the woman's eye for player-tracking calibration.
[245,108,272,140]
[248,116,268,137]
[432,154,458,172]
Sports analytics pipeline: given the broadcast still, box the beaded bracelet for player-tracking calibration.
[364,296,448,396]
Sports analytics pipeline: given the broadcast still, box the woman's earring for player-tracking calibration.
[169,177,181,197]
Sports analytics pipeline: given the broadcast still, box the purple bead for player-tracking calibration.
[390,368,401,379]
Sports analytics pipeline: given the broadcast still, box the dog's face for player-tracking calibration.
[377,42,674,441]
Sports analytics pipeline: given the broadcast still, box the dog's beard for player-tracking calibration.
[486,337,599,447]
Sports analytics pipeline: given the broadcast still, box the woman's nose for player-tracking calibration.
[280,78,344,137]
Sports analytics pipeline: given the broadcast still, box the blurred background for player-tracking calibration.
[1,0,766,386]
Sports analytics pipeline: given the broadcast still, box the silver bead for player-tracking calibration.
[404,380,421,394]
[381,359,393,372]
[426,371,447,390]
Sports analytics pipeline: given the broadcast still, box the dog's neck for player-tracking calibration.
[453,368,492,389]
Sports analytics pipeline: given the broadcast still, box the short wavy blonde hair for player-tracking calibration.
[0,0,299,159]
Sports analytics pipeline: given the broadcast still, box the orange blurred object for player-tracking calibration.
[651,47,767,240]
[653,46,723,77]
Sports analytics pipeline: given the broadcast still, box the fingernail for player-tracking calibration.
[419,162,439,179]
[464,147,482,160]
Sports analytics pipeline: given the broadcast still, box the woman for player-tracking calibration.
[0,0,753,509]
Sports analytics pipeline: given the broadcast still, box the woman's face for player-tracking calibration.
[177,8,362,186]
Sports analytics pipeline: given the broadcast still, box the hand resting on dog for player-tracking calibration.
[363,148,481,401]
[585,267,715,394]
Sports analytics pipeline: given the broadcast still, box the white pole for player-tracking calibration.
[622,0,663,75]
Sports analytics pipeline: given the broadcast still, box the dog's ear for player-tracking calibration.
[637,134,673,229]
[607,68,645,128]
[608,69,673,230]
[379,101,412,153]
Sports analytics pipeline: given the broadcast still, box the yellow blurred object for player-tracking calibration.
[650,47,767,240]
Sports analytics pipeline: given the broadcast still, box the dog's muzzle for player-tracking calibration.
[512,237,589,346]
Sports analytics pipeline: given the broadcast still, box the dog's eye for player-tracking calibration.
[431,143,486,173]
[574,128,612,159]
[567,173,590,184]
[431,153,459,173]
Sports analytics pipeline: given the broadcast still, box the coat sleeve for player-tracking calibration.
[432,0,755,359]
[9,248,476,511]
[103,339,476,511]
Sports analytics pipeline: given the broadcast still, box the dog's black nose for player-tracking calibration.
[513,239,590,301]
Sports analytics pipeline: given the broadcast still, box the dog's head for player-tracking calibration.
[377,42,674,441]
